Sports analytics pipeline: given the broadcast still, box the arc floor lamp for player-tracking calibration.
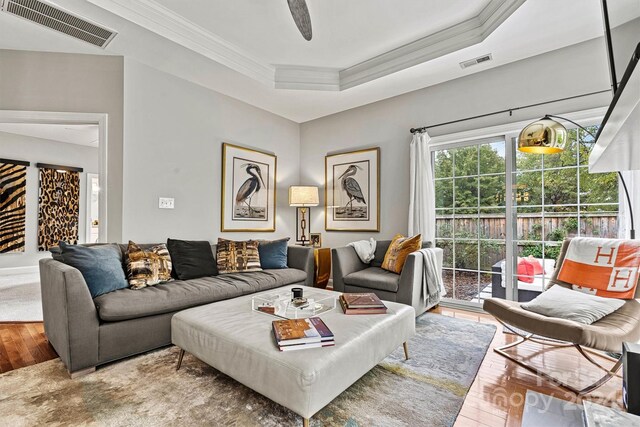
[518,114,635,239]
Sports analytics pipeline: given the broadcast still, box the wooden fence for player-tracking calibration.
[436,213,619,240]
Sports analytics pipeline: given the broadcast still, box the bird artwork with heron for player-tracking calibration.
[336,163,368,219]
[234,162,267,219]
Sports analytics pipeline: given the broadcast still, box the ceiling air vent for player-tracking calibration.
[1,0,116,48]
[460,54,493,69]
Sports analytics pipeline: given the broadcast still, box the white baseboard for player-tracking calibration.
[0,266,39,276]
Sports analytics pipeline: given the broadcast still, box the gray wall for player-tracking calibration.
[299,18,640,248]
[0,132,98,269]
[0,49,124,243]
[121,59,301,243]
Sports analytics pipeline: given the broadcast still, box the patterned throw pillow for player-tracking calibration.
[381,234,422,274]
[217,238,262,274]
[126,241,172,289]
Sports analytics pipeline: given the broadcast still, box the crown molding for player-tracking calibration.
[274,66,340,91]
[87,0,275,85]
[89,0,525,91]
[339,0,526,90]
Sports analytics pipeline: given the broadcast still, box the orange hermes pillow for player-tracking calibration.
[381,234,422,274]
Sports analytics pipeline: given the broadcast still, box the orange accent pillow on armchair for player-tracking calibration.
[381,234,422,274]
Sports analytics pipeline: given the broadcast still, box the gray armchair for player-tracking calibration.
[332,240,443,316]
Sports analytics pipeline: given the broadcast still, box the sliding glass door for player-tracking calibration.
[433,137,508,306]
[432,124,620,307]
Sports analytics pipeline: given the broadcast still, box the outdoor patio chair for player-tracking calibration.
[483,238,640,395]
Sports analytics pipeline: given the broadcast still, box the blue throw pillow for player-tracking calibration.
[258,238,290,269]
[59,242,128,298]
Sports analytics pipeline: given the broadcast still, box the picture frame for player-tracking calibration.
[221,143,277,232]
[310,233,322,248]
[325,147,380,231]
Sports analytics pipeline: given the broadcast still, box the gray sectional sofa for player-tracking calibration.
[40,243,314,376]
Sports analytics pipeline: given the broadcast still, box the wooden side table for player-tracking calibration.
[313,248,331,289]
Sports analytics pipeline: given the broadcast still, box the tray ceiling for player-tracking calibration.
[1,0,639,122]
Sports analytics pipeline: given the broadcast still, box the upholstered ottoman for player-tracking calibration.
[171,285,415,426]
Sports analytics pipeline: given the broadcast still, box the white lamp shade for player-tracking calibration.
[289,186,319,206]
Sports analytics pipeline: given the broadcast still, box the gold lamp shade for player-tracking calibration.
[517,116,568,154]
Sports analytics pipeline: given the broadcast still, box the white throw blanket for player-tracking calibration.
[348,238,377,263]
[418,248,446,303]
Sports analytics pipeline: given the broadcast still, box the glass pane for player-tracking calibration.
[543,206,578,241]
[479,208,505,240]
[580,211,619,238]
[454,177,478,207]
[434,150,453,178]
[514,171,542,206]
[435,213,453,238]
[516,138,542,170]
[578,127,598,165]
[435,179,454,208]
[479,240,505,272]
[479,175,505,207]
[455,240,478,271]
[479,272,494,303]
[544,168,577,205]
[579,168,618,205]
[515,208,543,241]
[454,146,478,177]
[454,270,479,301]
[479,141,505,174]
[442,269,454,298]
[454,215,478,240]
[437,240,453,268]
[543,129,577,168]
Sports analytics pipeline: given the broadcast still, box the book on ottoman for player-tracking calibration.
[272,317,334,351]
[340,293,387,314]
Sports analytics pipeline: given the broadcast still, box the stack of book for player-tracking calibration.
[272,317,334,351]
[339,293,387,314]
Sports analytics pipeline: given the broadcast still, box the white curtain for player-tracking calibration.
[619,170,640,239]
[408,131,436,244]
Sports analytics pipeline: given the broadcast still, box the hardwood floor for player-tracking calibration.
[0,323,57,373]
[0,310,624,426]
[433,307,624,427]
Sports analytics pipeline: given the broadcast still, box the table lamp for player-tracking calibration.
[289,186,319,246]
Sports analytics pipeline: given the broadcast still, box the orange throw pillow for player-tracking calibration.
[381,234,422,274]
[517,258,535,283]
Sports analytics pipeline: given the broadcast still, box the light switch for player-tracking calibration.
[159,197,175,209]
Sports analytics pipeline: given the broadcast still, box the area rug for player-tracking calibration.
[0,273,42,322]
[0,313,496,426]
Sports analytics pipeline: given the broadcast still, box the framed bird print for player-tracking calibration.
[325,147,380,231]
[221,143,277,232]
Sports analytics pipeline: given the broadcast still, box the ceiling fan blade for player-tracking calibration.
[287,0,312,41]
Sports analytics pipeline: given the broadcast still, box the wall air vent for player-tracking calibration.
[459,54,493,69]
[1,0,116,48]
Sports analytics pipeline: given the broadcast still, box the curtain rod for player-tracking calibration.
[409,88,611,134]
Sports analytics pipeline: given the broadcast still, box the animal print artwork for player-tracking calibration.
[0,162,27,253]
[38,168,80,251]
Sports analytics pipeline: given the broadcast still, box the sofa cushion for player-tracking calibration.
[59,242,128,298]
[343,267,400,293]
[370,240,392,268]
[94,268,308,321]
[217,238,262,274]
[125,241,173,289]
[258,238,289,269]
[167,239,217,279]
